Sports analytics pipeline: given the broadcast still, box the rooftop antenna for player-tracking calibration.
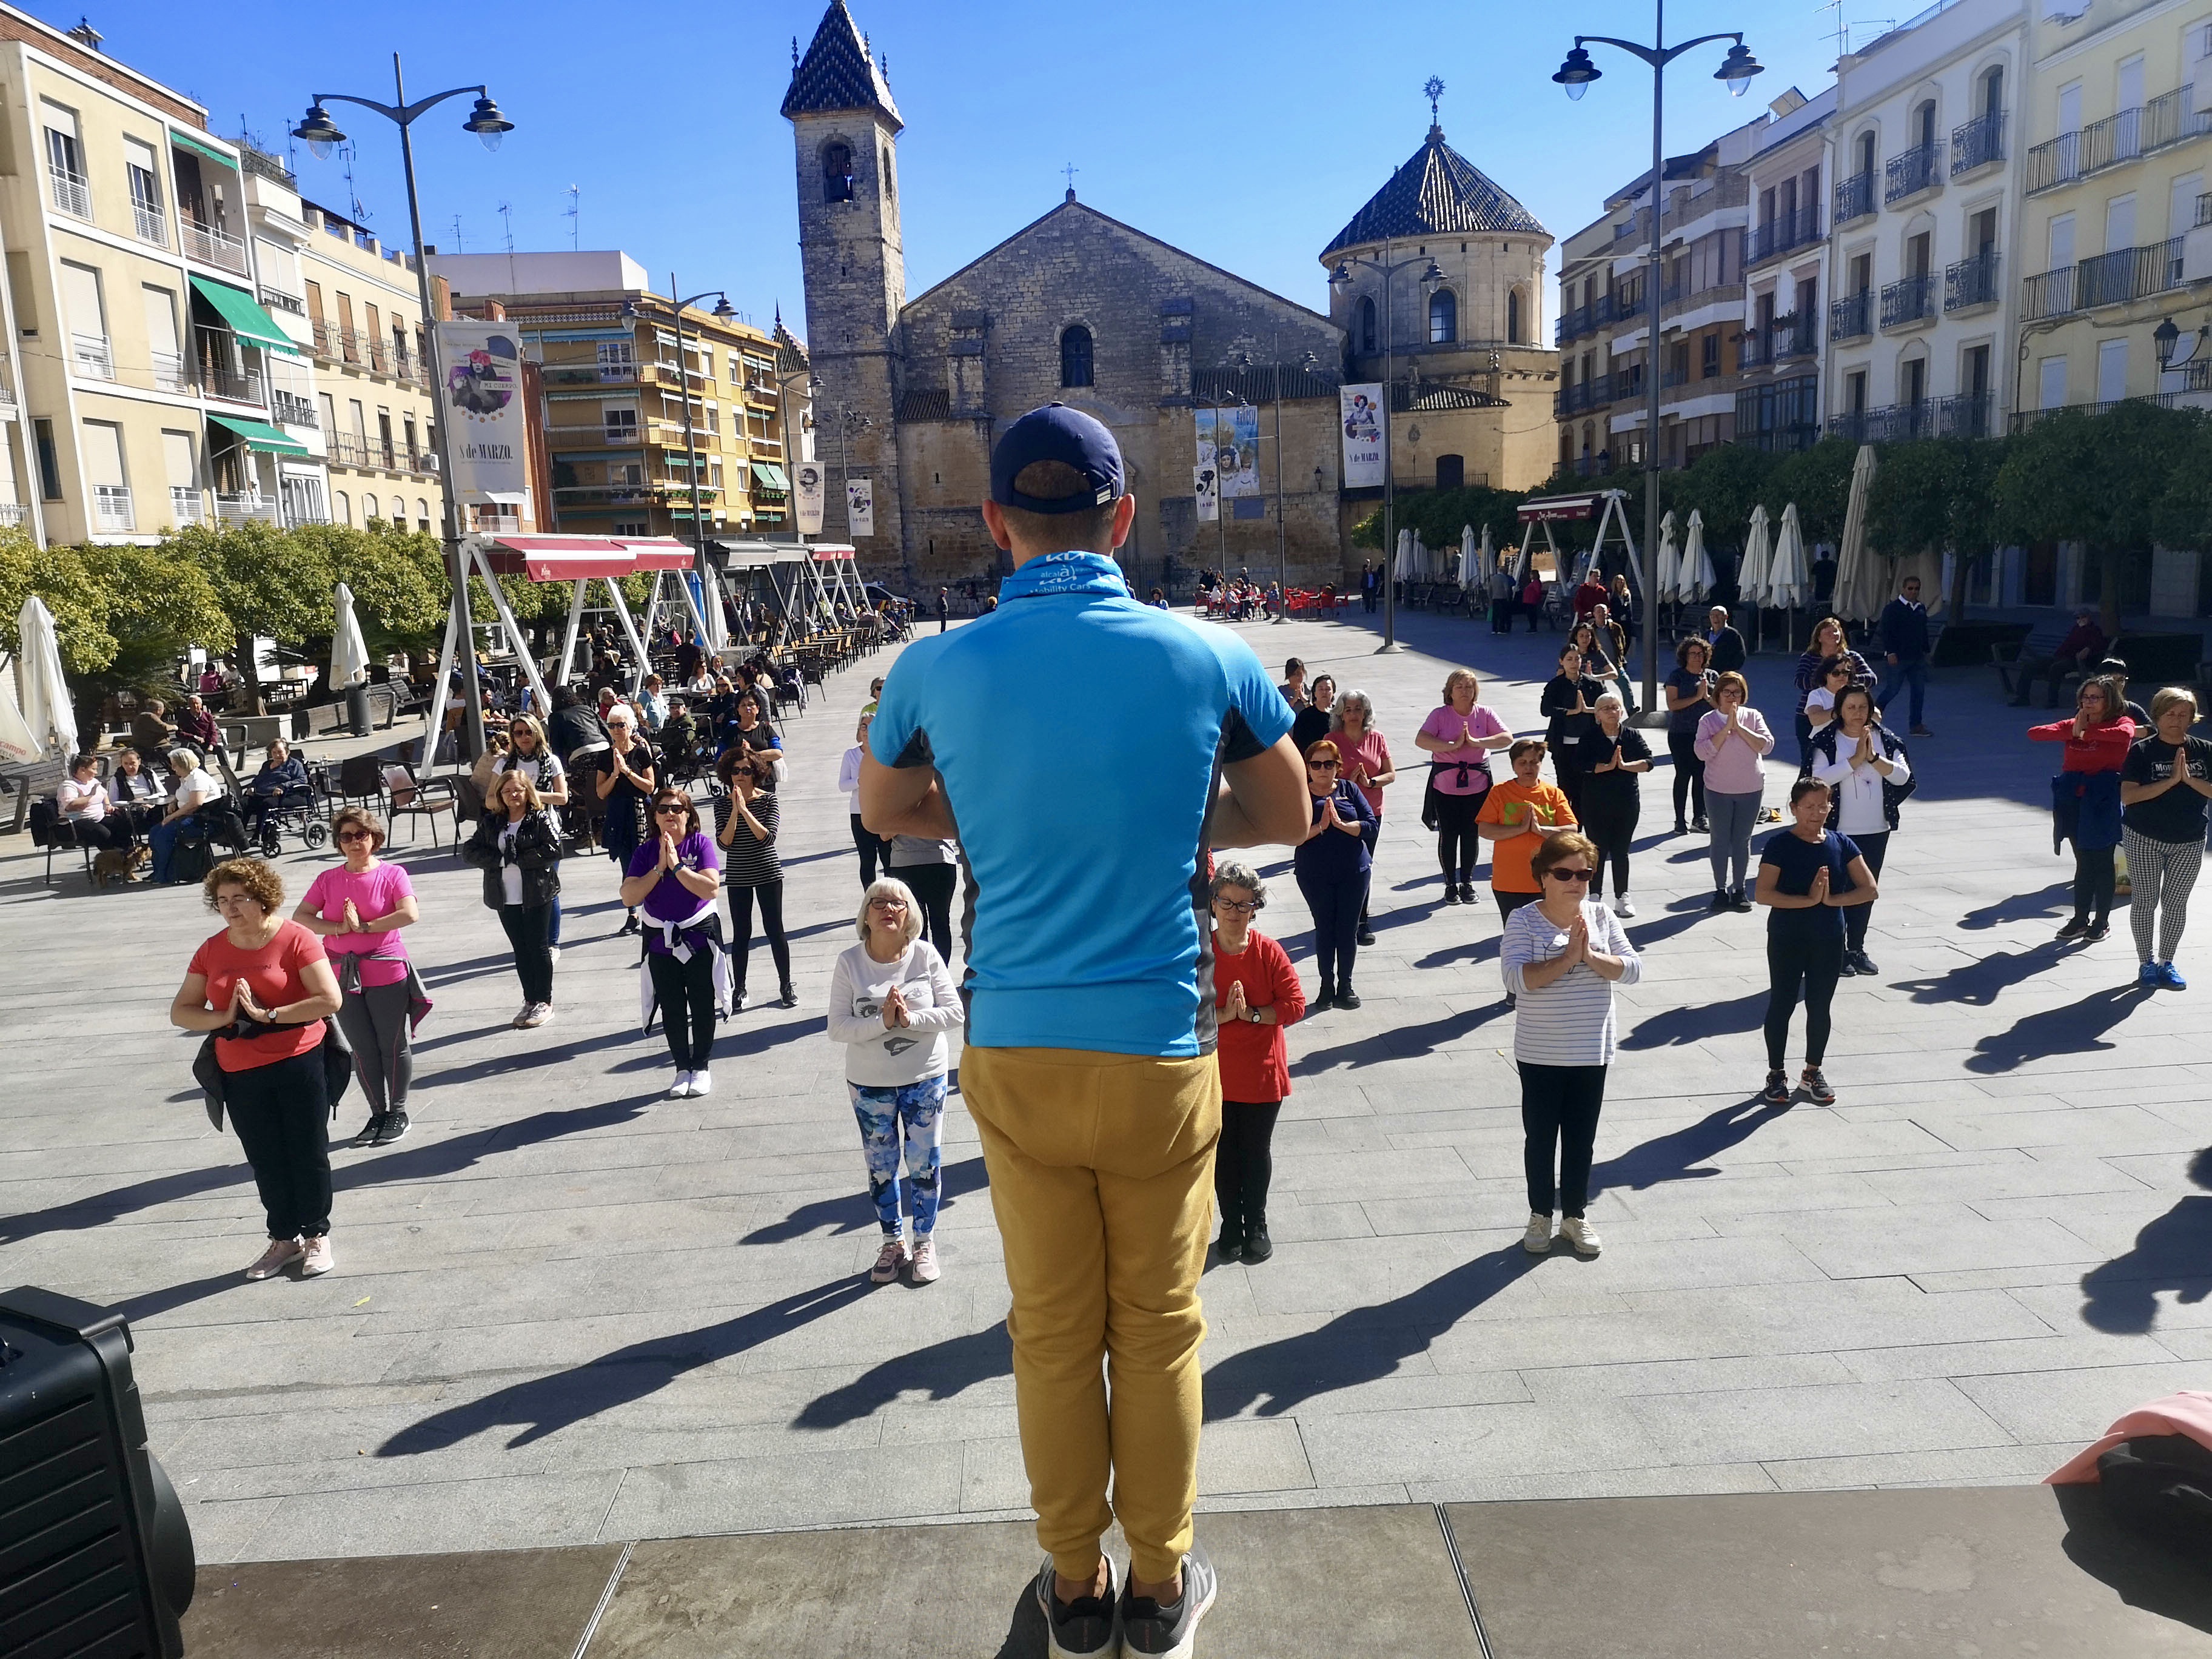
[498,201,514,253]
[340,140,367,224]
[449,212,464,253]
[564,184,579,250]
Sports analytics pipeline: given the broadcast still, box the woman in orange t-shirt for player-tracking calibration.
[1476,738,1578,924]
[171,857,343,1281]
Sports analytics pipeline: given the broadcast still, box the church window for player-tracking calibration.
[1435,454,1465,491]
[882,146,894,201]
[823,142,854,203]
[1060,324,1093,388]
[1357,295,1376,354]
[1507,289,1523,343]
[1429,287,1458,344]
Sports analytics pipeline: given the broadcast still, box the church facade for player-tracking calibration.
[783,0,1555,589]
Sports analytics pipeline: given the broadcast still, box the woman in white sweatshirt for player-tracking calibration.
[838,712,889,889]
[826,876,965,1285]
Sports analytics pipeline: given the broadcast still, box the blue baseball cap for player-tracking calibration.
[991,403,1124,514]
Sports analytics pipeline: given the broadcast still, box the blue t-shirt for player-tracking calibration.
[1759,826,1861,940]
[870,550,1293,1056]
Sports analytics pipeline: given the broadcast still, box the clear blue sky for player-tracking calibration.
[84,0,1847,337]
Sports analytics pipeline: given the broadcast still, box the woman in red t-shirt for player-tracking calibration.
[1208,861,1307,1265]
[170,857,343,1280]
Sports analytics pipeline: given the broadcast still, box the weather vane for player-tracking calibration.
[1062,162,1079,192]
[1425,76,1445,123]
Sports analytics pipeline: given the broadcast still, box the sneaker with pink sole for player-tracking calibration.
[300,1235,335,1276]
[244,1237,302,1280]
[868,1238,908,1284]
[909,1239,941,1284]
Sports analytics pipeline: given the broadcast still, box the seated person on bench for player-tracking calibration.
[2009,609,2106,706]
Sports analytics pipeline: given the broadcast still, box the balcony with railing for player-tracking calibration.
[169,486,203,525]
[195,326,265,405]
[1945,249,2001,312]
[1884,142,1945,205]
[258,287,305,316]
[2024,236,2187,320]
[49,165,90,220]
[1746,206,1823,267]
[215,492,280,526]
[93,485,134,531]
[270,389,318,428]
[1880,273,1937,329]
[70,333,115,380]
[1829,290,1872,341]
[1660,175,1751,238]
[0,503,28,527]
[181,218,250,276]
[1831,392,1995,444]
[1951,110,2005,175]
[149,349,191,394]
[132,202,166,247]
[308,319,429,386]
[2026,87,2210,194]
[1834,169,1876,226]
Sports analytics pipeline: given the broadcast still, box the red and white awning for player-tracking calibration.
[471,533,697,582]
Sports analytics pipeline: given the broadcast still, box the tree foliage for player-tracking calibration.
[1351,484,1529,557]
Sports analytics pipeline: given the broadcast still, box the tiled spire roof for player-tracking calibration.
[1322,125,1546,258]
[781,0,902,131]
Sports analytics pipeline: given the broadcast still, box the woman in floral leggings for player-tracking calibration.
[826,877,965,1285]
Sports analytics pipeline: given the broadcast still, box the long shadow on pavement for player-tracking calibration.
[1957,881,2074,932]
[2078,1148,2212,1335]
[793,1322,1011,1429]
[1619,990,1766,1050]
[740,1155,989,1244]
[1892,943,2066,1007]
[1589,1096,1796,1192]
[1965,984,2150,1073]
[1290,1004,1503,1074]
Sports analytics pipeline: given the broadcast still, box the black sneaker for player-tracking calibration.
[779,984,799,1008]
[1709,889,1731,913]
[374,1110,411,1145]
[1800,1067,1837,1105]
[1442,886,1463,905]
[1121,1547,1217,1658]
[1838,955,1858,977]
[2085,921,2110,943]
[1730,886,1754,913]
[2056,918,2089,942]
[349,1115,384,1149]
[1242,1219,1273,1264]
[1673,820,1688,836]
[1215,1228,1242,1264]
[1458,882,1476,903]
[1760,1070,1792,1105]
[1693,817,1709,833]
[1848,948,1879,976]
[1037,1554,1119,1659]
[1317,980,1335,1008]
[1356,925,1376,946]
[620,913,642,936]
[1336,990,1361,1010]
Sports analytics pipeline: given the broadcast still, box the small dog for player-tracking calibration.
[91,845,150,888]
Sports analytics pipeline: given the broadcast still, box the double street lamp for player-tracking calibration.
[1553,7,1760,712]
[292,58,514,764]
[627,282,738,653]
[1328,249,1445,654]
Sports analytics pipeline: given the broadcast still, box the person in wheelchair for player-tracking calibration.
[659,696,709,783]
[244,740,316,843]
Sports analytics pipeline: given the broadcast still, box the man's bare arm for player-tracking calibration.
[859,751,958,840]
[1211,735,1312,849]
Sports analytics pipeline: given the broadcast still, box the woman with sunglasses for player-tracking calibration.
[1754,776,1877,1105]
[497,714,570,958]
[1208,860,1305,1265]
[717,746,797,1010]
[624,788,726,1098]
[593,705,659,935]
[1295,739,1375,1009]
[2031,675,2137,943]
[461,769,564,1028]
[1500,831,1640,1259]
[1792,617,1874,768]
[294,806,426,1148]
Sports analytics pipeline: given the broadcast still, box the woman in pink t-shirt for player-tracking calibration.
[1416,668,1513,905]
[293,806,425,1148]
[1331,689,1396,945]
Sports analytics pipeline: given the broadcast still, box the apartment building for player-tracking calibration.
[297,198,443,534]
[0,7,323,545]
[1823,0,2029,443]
[429,251,798,541]
[1737,88,1835,453]
[2016,0,2212,423]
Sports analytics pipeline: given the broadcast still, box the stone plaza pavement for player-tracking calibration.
[1,601,2207,1574]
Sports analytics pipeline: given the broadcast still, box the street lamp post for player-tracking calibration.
[1329,247,1445,654]
[1554,5,1762,712]
[292,57,514,766]
[658,278,738,655]
[1232,341,1318,623]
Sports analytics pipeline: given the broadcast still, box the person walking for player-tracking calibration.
[1705,605,1746,676]
[1206,861,1304,1266]
[625,788,726,1098]
[937,586,951,633]
[1289,673,1336,759]
[592,706,658,936]
[1792,618,1874,768]
[1695,672,1775,913]
[1333,689,1395,946]
[2120,688,2212,989]
[495,714,570,960]
[1754,777,1878,1105]
[461,770,563,1028]
[1875,574,1934,737]
[1501,831,1641,1259]
[295,807,427,1147]
[1490,560,1518,633]
[1296,739,1376,1008]
[1416,668,1512,905]
[170,858,344,1279]
[1541,643,1604,820]
[1579,693,1651,916]
[1361,558,1381,614]
[859,403,1306,1655]
[840,713,890,888]
[716,747,797,1010]
[1809,686,1911,976]
[1665,637,1716,834]
[2031,677,2136,943]
[1477,739,1577,931]
[828,877,965,1285]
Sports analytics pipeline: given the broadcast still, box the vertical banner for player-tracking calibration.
[795,460,825,535]
[1193,464,1218,523]
[846,476,875,538]
[1194,407,1260,498]
[1339,384,1384,488]
[435,321,529,498]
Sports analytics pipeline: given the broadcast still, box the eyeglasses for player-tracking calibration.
[1215,898,1259,914]
[1307,759,1340,770]
[868,898,909,911]
[654,805,689,817]
[337,829,373,843]
[1544,867,1594,883]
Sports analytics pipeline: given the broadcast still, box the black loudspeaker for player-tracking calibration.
[0,1287,195,1658]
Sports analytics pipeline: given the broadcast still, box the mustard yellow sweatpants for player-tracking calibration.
[961,1044,1220,1584]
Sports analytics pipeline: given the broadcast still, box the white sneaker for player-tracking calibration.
[668,1071,695,1099]
[1522,1211,1553,1255]
[300,1235,335,1276]
[1614,893,1636,918]
[511,1004,534,1029]
[517,1002,552,1030]
[1561,1215,1603,1256]
[688,1068,712,1096]
[549,946,562,965]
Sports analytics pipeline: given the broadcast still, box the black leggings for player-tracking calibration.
[648,947,717,1070]
[226,1046,332,1240]
[1518,1062,1606,1216]
[1359,816,1381,927]
[2073,842,2117,927]
[1765,930,1845,1071]
[851,813,886,888]
[1215,1099,1283,1233]
[1299,871,1366,993]
[1434,789,1483,886]
[1580,794,1639,900]
[1846,831,1889,951]
[498,903,554,1005]
[729,880,793,994]
[897,861,957,961]
[1667,732,1707,824]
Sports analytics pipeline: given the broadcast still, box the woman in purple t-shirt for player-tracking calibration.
[619,788,725,1099]
[1415,668,1513,905]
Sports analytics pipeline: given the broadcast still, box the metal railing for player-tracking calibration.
[1945,250,2000,310]
[259,288,305,315]
[49,166,90,220]
[169,486,203,525]
[214,493,280,526]
[2011,390,2185,432]
[270,390,318,428]
[70,333,115,380]
[1660,174,1749,237]
[2027,86,2210,194]
[1884,142,1944,204]
[149,349,191,393]
[1880,273,1937,328]
[2025,237,2187,318]
[0,503,28,527]
[181,219,250,275]
[201,361,264,404]
[1951,109,2005,174]
[1831,392,1994,444]
[132,203,166,246]
[307,320,427,386]
[1834,169,1876,225]
[93,485,134,531]
[1829,290,1872,340]
[2200,190,2212,227]
[1746,206,1823,266]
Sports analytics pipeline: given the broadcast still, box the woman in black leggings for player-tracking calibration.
[1415,668,1512,905]
[1754,777,1878,1108]
[889,834,960,965]
[1578,693,1651,917]
[715,747,796,1009]
[1664,637,1715,833]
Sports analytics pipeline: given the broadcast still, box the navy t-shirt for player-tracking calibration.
[1760,827,1861,940]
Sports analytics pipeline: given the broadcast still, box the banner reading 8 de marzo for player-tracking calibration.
[437,321,529,501]
[1340,383,1384,489]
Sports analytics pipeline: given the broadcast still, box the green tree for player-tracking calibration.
[2150,418,2212,555]
[0,533,115,673]
[299,522,450,656]
[1763,438,1857,546]
[171,520,335,652]
[1674,444,1777,549]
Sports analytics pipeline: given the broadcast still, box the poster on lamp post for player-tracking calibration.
[1195,406,1259,498]
[794,461,825,535]
[436,322,529,498]
[1340,384,1385,488]
[846,476,875,538]
[1194,464,1218,522]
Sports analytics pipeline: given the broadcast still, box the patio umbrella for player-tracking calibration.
[1460,524,1476,584]
[15,595,73,760]
[1394,528,1416,581]
[1737,504,1774,609]
[1478,523,1494,581]
[330,581,370,691]
[1770,502,1811,612]
[1687,512,1717,602]
[1654,510,1683,603]
[0,657,38,766]
[1831,443,1883,624]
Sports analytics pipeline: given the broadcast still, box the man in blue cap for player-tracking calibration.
[863,403,1307,1657]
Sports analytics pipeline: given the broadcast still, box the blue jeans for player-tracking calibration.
[850,1075,947,1238]
[1877,659,1927,728]
[149,814,196,883]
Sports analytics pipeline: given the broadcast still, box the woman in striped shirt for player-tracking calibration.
[1500,830,1642,1259]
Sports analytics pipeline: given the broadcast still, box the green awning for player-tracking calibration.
[169,130,240,170]
[189,275,298,355]
[750,461,790,491]
[207,413,309,457]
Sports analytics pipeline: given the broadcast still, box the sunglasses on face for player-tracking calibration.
[654,805,689,817]
[1545,867,1594,883]
[1308,760,1340,770]
[338,829,372,843]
